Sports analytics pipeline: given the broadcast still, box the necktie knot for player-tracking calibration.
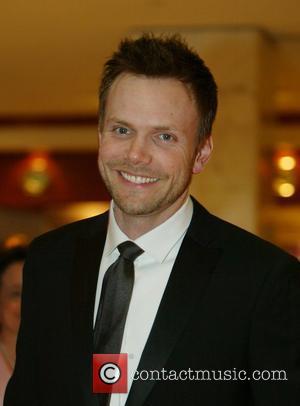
[117,241,144,262]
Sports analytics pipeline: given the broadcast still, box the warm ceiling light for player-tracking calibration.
[277,182,296,198]
[4,233,29,248]
[31,156,48,172]
[22,171,50,196]
[277,156,296,171]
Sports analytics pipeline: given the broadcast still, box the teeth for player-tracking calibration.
[121,171,158,184]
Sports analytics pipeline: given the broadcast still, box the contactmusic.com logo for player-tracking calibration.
[93,354,128,393]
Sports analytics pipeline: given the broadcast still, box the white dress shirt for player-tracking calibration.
[93,197,193,406]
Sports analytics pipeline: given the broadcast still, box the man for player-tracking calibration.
[4,34,300,406]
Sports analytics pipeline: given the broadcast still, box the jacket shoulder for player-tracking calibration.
[191,198,298,266]
[30,211,108,251]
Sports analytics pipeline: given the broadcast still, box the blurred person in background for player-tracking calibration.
[0,246,26,405]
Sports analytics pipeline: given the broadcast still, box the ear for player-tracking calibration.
[192,135,213,174]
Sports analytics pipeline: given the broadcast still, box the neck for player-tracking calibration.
[114,193,188,239]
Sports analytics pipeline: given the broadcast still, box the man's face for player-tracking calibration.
[98,73,212,221]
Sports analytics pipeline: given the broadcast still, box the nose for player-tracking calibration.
[126,136,152,166]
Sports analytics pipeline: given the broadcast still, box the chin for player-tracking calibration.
[114,197,162,217]
[116,202,153,216]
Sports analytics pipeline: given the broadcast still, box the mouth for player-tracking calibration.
[120,171,159,185]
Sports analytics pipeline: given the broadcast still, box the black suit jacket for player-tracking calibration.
[4,199,300,406]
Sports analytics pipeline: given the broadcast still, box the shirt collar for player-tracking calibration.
[104,197,193,264]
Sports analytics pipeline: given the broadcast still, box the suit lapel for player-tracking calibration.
[71,213,108,353]
[126,200,222,406]
[70,213,108,405]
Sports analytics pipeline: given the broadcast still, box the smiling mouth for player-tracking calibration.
[120,171,158,184]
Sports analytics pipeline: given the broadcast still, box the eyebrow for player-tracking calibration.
[107,118,131,127]
[107,117,178,132]
[7,284,22,290]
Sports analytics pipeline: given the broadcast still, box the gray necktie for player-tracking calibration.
[93,241,143,406]
[94,240,144,353]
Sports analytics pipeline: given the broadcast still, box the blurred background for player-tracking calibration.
[0,0,299,257]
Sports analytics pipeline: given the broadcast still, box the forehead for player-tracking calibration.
[104,73,199,127]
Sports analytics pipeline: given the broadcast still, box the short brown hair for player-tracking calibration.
[99,33,218,141]
[0,246,27,283]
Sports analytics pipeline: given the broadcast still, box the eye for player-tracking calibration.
[114,127,130,135]
[158,133,174,142]
[7,289,22,300]
[11,290,22,299]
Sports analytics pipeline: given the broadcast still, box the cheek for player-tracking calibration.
[1,299,21,320]
[12,300,21,316]
[99,142,121,163]
[164,149,193,174]
[2,301,21,331]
